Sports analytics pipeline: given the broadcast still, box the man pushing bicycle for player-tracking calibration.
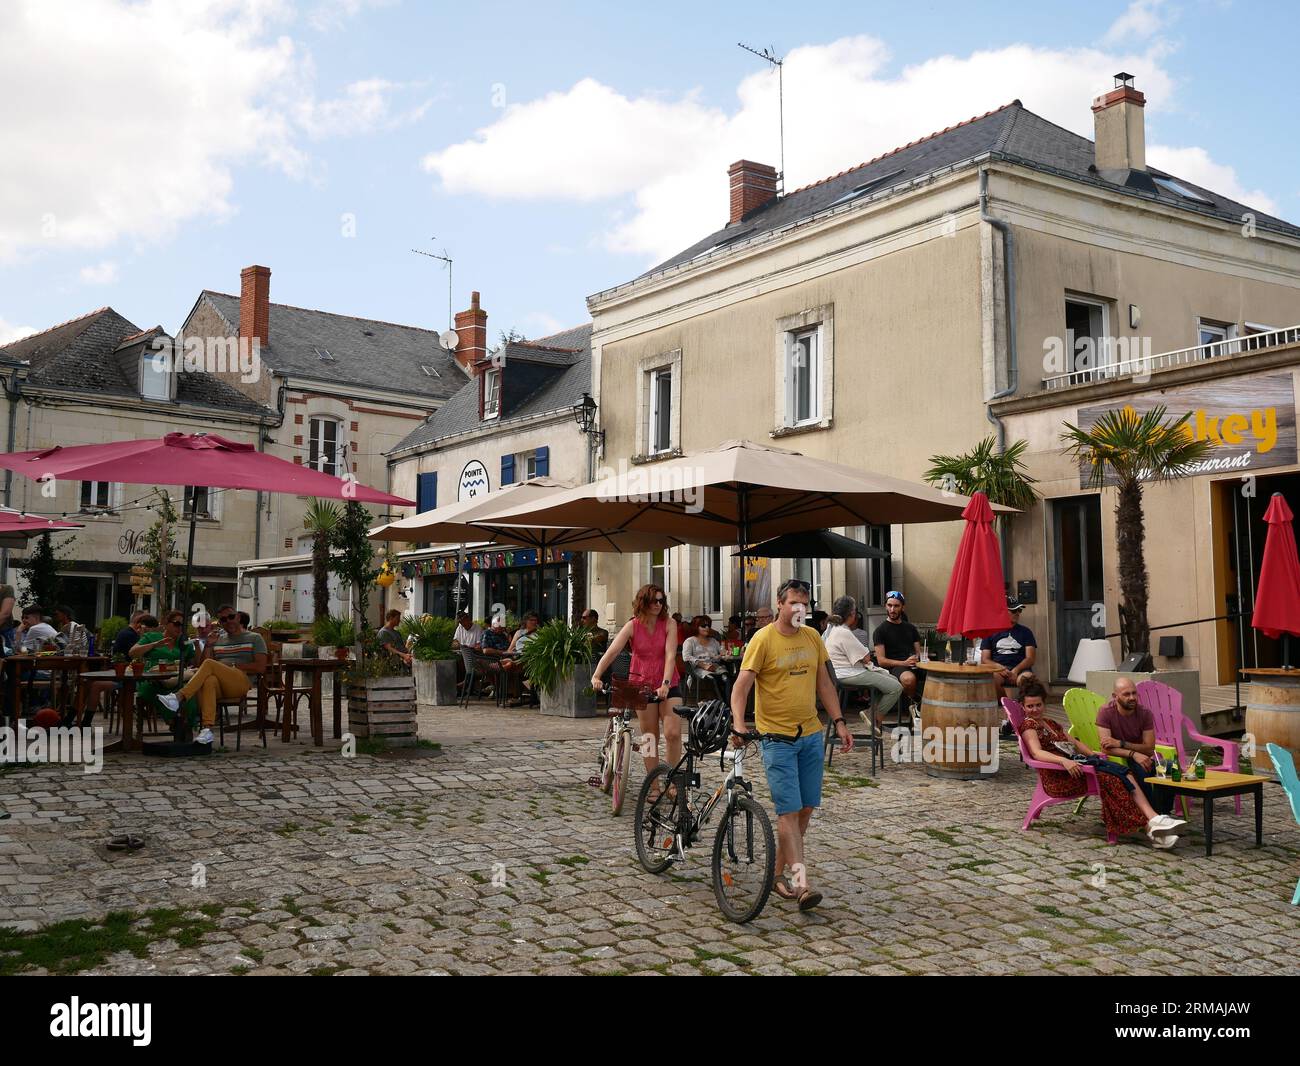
[730,579,852,911]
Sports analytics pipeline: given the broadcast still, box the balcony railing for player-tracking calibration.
[1041,324,1300,392]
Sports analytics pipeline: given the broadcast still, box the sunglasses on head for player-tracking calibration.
[886,592,905,604]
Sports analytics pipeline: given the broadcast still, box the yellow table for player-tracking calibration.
[1147,770,1265,857]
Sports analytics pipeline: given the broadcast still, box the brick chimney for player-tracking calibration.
[728,160,778,225]
[453,291,488,374]
[239,265,271,353]
[1092,72,1146,173]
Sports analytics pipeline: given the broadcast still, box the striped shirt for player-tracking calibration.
[212,629,267,666]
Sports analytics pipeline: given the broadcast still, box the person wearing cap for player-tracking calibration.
[872,591,923,710]
[981,597,1038,700]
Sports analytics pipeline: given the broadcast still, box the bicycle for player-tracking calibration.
[592,679,657,816]
[634,702,796,924]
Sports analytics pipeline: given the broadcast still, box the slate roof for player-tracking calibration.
[392,323,592,453]
[198,291,461,400]
[636,100,1300,282]
[0,307,271,417]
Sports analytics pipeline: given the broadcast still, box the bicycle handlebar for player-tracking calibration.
[730,725,803,745]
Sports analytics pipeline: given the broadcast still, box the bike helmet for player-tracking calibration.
[689,699,732,756]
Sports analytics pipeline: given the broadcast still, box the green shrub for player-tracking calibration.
[311,614,356,647]
[397,613,456,662]
[518,620,594,696]
[267,618,302,637]
[97,616,129,652]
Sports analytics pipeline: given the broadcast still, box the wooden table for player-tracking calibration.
[1147,770,1265,856]
[78,668,171,753]
[4,655,106,726]
[279,658,348,746]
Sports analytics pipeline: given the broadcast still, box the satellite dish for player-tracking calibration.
[440,329,459,350]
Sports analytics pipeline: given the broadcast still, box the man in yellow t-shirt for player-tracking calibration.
[731,579,851,911]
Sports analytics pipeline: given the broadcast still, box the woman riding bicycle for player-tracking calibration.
[590,583,682,782]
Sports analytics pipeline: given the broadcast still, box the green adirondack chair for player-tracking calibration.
[1065,687,1178,813]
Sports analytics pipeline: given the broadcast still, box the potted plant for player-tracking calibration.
[518,620,597,718]
[112,653,128,678]
[97,615,129,656]
[398,613,457,706]
[311,614,356,697]
[344,630,417,746]
[130,658,145,678]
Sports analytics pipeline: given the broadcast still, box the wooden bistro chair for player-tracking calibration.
[216,671,269,750]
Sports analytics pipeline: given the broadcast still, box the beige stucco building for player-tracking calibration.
[585,77,1300,676]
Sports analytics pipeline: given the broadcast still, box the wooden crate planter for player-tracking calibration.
[347,675,417,747]
[413,659,458,707]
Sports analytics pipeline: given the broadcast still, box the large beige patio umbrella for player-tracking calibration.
[482,441,1015,543]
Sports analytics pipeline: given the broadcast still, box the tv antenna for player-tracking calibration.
[411,241,458,348]
[738,42,785,193]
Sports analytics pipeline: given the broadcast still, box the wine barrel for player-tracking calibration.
[918,664,1002,779]
[1244,671,1300,759]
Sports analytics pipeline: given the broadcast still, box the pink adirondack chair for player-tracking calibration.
[1002,697,1118,845]
[1135,679,1241,816]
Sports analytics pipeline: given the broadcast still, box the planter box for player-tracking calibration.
[318,647,335,697]
[413,659,458,706]
[539,675,598,718]
[347,675,417,747]
[1086,669,1203,732]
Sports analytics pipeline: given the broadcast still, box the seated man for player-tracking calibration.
[824,596,904,730]
[451,612,483,650]
[502,612,540,706]
[982,597,1037,699]
[159,605,267,745]
[52,605,90,656]
[873,592,923,711]
[15,605,58,653]
[377,609,411,666]
[579,608,609,652]
[1097,676,1174,816]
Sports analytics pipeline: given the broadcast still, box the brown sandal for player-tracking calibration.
[797,888,823,911]
[773,876,798,901]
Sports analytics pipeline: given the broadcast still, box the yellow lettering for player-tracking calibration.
[1252,407,1277,454]
[1221,413,1247,445]
[1195,409,1222,445]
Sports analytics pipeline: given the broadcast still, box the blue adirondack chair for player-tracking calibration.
[1266,743,1300,906]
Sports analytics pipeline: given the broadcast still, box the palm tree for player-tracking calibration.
[924,436,1039,515]
[1060,405,1212,655]
[302,499,342,622]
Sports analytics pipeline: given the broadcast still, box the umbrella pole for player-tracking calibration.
[739,486,750,623]
[175,508,199,743]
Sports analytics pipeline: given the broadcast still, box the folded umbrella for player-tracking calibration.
[936,492,1012,640]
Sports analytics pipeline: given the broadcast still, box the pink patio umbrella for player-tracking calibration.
[1252,493,1300,667]
[0,432,411,750]
[0,509,83,549]
[936,492,1012,642]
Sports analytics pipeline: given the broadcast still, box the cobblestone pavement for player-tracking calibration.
[2,703,1299,975]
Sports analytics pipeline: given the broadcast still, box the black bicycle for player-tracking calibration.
[634,702,797,924]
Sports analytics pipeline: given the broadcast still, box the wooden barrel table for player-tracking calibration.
[916,662,1003,779]
[1242,668,1300,759]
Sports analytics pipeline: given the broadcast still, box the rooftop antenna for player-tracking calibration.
[411,241,458,349]
[738,42,785,194]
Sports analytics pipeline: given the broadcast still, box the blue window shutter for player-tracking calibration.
[501,454,515,486]
[417,471,437,513]
[534,445,549,478]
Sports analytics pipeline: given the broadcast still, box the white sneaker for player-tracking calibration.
[195,727,214,745]
[1152,833,1179,849]
[157,693,180,713]
[1152,815,1187,834]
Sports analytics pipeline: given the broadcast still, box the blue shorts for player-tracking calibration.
[761,731,824,815]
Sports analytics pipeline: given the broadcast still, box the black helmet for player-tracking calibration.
[689,699,731,755]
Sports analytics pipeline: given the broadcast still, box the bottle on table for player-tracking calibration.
[1170,759,1182,782]
[944,640,953,663]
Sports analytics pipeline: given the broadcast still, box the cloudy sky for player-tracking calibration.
[1,0,1296,347]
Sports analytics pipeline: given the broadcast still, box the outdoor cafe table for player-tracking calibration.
[4,654,106,727]
[278,657,348,746]
[1147,770,1266,857]
[77,668,164,753]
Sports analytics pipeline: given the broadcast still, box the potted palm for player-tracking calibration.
[519,620,597,718]
[311,614,356,698]
[398,613,458,706]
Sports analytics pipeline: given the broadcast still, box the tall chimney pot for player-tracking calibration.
[239,265,271,353]
[727,160,779,225]
[1091,72,1146,173]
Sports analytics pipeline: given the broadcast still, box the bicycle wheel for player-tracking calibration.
[711,793,775,924]
[611,726,633,816]
[598,719,615,793]
[633,763,677,873]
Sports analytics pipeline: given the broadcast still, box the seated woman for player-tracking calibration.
[682,616,729,700]
[1016,681,1183,848]
[131,610,199,730]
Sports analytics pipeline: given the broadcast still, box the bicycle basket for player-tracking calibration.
[689,699,731,756]
[610,679,649,712]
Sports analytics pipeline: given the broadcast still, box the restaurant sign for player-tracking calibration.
[458,460,489,502]
[1076,373,1297,487]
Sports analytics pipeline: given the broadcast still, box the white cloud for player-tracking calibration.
[296,77,431,139]
[79,260,119,285]
[0,0,420,263]
[0,316,36,345]
[1147,144,1279,215]
[1104,0,1170,45]
[421,35,1281,264]
[524,312,564,337]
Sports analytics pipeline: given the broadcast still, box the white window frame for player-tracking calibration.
[792,558,822,610]
[701,545,721,615]
[650,548,672,596]
[1197,317,1238,357]
[308,417,342,476]
[184,484,220,521]
[80,481,117,512]
[635,349,682,459]
[1065,294,1112,379]
[785,327,822,427]
[139,355,171,401]
[522,451,538,481]
[483,368,502,419]
[648,367,672,455]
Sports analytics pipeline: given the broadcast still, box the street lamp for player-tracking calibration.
[571,392,603,442]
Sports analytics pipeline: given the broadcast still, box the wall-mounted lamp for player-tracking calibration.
[1129,304,1141,329]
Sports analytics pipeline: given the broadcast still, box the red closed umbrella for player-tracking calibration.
[937,491,1012,639]
[1251,493,1300,642]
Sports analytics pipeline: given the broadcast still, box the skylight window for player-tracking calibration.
[829,168,906,208]
[1153,176,1214,206]
[314,347,336,362]
[421,365,441,378]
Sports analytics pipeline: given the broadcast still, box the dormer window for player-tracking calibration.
[140,349,171,400]
[483,368,501,419]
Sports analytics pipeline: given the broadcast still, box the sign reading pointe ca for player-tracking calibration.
[458,460,490,502]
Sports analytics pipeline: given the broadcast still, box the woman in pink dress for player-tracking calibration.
[590,584,682,777]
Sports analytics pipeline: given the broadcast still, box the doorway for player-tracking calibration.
[1050,495,1106,679]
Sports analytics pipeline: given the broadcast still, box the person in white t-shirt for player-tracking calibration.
[452,612,484,649]
[16,606,58,653]
[823,596,903,731]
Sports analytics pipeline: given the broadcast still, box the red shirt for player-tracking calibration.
[1096,699,1153,746]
